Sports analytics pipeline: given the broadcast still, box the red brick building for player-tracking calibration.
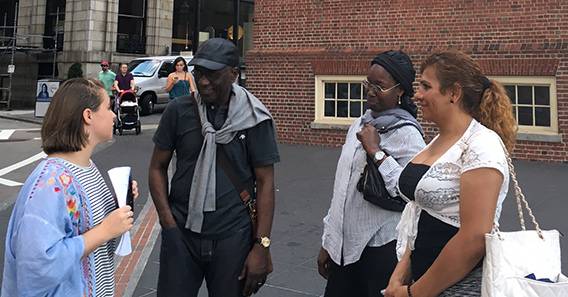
[246,0,568,162]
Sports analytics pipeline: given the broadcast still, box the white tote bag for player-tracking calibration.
[481,149,568,297]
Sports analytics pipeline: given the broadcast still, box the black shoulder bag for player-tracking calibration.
[356,122,421,212]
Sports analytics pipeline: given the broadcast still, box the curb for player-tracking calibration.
[0,114,42,125]
[114,193,160,297]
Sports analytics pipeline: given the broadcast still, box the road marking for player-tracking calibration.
[141,124,159,131]
[0,129,15,140]
[0,152,46,177]
[0,177,23,187]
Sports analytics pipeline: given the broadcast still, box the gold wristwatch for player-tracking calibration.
[255,236,271,248]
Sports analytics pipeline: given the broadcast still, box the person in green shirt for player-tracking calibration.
[98,59,116,110]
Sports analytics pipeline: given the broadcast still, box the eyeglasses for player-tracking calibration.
[192,68,226,81]
[101,64,109,67]
[363,79,400,95]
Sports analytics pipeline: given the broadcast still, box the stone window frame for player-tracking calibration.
[491,76,559,139]
[313,75,366,127]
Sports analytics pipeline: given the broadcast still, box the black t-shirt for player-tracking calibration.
[152,95,280,239]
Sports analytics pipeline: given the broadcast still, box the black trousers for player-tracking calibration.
[324,240,398,297]
[157,225,252,297]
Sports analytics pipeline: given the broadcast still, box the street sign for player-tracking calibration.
[7,65,15,74]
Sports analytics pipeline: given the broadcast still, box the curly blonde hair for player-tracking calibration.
[421,51,518,152]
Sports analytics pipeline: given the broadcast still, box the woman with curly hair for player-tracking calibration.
[385,51,517,297]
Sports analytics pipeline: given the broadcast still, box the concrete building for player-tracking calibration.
[246,0,568,162]
[0,0,254,107]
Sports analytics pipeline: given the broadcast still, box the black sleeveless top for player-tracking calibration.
[398,162,461,280]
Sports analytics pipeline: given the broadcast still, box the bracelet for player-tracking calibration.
[407,284,414,297]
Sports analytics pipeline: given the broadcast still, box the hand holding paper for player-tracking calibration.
[108,166,133,256]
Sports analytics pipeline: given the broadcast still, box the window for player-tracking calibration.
[492,76,558,135]
[171,0,196,53]
[130,60,161,77]
[157,62,173,78]
[44,0,65,50]
[315,75,366,125]
[117,0,146,54]
[0,0,17,46]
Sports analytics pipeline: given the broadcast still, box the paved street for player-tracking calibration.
[0,109,567,297]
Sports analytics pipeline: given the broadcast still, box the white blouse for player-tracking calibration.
[322,117,425,266]
[396,119,509,259]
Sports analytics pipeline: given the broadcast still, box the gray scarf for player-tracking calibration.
[361,108,424,135]
[186,84,273,232]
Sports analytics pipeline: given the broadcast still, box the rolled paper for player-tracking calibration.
[108,166,132,256]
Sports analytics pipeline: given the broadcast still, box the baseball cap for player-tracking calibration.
[188,38,239,70]
[100,60,109,66]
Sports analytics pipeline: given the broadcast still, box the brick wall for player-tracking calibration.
[246,0,568,162]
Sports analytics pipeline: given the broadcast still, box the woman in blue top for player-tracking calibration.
[2,78,139,297]
[164,56,196,99]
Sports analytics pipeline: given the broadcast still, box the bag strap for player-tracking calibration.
[190,95,255,209]
[216,146,254,205]
[377,121,422,135]
[499,140,543,239]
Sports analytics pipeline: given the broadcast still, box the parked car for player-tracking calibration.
[128,55,193,115]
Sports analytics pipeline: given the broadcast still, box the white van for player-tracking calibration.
[129,55,193,115]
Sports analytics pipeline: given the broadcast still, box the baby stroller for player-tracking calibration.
[114,90,141,135]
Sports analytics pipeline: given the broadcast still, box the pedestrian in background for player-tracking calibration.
[318,50,426,297]
[385,51,516,297]
[149,38,279,297]
[164,56,196,99]
[114,63,135,94]
[98,59,116,110]
[2,78,139,297]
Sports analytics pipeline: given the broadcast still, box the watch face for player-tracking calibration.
[260,237,271,247]
[374,151,385,161]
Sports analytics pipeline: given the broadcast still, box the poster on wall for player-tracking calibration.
[35,80,61,117]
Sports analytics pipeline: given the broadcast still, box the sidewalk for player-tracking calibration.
[0,110,42,125]
[0,108,165,127]
[131,144,340,297]
[127,144,568,297]
[2,109,567,296]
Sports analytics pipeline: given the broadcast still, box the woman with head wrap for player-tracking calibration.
[317,51,426,297]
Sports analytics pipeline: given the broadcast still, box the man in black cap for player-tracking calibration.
[149,38,279,297]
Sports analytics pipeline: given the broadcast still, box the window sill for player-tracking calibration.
[310,121,351,130]
[517,133,562,143]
